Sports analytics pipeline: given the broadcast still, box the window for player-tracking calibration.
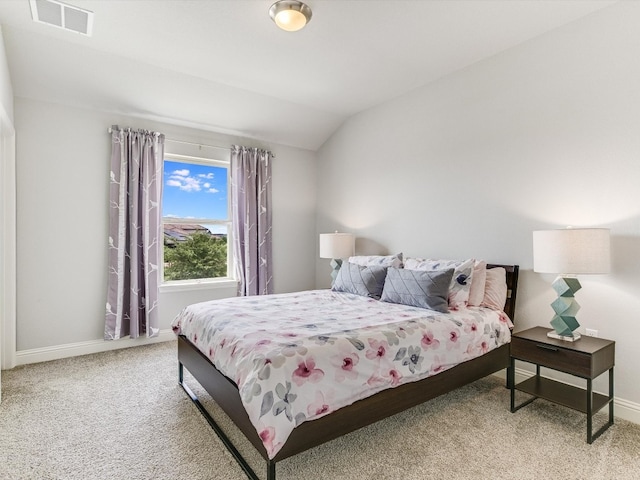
[162,152,232,283]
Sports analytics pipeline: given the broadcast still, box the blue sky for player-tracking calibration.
[162,160,228,232]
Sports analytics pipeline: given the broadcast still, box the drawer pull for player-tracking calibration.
[536,344,559,352]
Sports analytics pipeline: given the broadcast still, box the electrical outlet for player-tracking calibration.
[586,328,598,337]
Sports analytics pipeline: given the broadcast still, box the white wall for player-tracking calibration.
[0,25,16,396]
[316,2,640,411]
[0,26,12,122]
[14,97,316,355]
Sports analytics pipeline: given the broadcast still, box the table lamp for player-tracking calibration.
[319,232,355,284]
[533,228,610,341]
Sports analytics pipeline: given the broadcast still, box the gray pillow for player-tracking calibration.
[381,267,454,313]
[332,262,388,299]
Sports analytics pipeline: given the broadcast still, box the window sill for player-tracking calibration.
[160,278,238,293]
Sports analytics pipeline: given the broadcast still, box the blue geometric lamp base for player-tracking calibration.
[330,258,343,285]
[548,276,582,342]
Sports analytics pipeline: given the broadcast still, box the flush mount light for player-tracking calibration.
[269,0,312,32]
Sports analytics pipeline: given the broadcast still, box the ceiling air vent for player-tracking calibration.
[29,0,94,36]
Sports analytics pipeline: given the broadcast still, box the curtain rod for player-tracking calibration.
[165,138,230,151]
[167,139,276,157]
[107,127,227,151]
[107,128,274,157]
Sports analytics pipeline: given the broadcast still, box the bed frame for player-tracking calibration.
[178,264,519,480]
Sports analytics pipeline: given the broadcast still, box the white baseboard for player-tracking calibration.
[15,329,176,366]
[494,368,640,426]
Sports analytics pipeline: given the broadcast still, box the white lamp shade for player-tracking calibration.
[533,228,610,274]
[319,233,355,259]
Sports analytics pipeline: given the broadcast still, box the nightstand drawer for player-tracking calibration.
[511,336,591,377]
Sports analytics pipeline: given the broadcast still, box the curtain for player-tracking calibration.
[231,145,273,296]
[105,126,164,340]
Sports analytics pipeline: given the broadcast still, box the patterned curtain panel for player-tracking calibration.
[105,126,164,340]
[231,145,273,296]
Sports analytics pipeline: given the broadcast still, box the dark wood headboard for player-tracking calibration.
[486,264,519,324]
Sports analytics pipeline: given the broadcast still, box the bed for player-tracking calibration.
[174,262,519,480]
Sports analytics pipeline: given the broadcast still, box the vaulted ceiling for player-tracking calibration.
[0,0,616,150]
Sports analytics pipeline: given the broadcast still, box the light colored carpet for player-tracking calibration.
[1,341,639,480]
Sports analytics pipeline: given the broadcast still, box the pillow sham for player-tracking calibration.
[404,258,474,310]
[481,267,507,311]
[348,253,403,269]
[468,260,487,307]
[381,267,453,313]
[332,262,388,299]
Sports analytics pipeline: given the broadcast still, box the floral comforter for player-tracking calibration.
[171,290,512,459]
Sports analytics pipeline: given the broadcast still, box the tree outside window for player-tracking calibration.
[162,155,231,282]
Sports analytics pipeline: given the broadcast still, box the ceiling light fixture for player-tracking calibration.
[269,0,312,32]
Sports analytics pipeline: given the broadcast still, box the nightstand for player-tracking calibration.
[509,326,615,444]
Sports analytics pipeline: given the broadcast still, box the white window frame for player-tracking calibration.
[161,151,236,289]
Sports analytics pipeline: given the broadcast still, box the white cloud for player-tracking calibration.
[180,177,201,192]
[165,168,219,193]
[166,175,202,192]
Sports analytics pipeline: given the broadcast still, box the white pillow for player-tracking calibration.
[404,258,474,310]
[468,260,487,307]
[481,267,507,311]
[349,253,403,269]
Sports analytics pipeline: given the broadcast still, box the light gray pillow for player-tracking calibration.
[381,267,454,313]
[348,253,403,269]
[332,262,388,299]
